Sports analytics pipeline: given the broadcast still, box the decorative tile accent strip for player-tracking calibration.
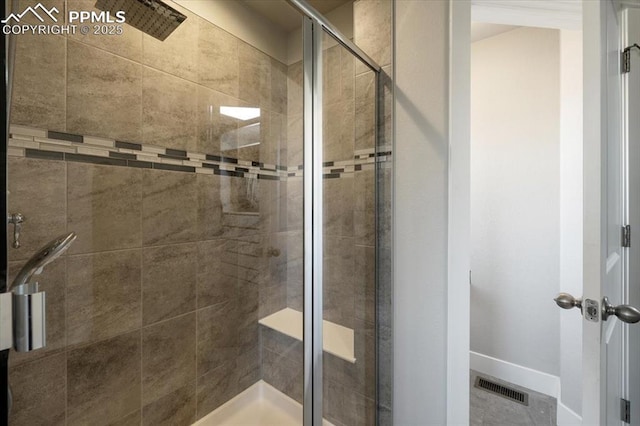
[9,125,392,180]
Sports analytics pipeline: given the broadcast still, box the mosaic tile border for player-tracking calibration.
[8,125,392,180]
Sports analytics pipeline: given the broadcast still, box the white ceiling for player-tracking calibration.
[241,0,352,33]
[471,22,519,42]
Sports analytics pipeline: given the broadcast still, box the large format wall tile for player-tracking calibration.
[142,67,197,151]
[142,243,196,325]
[262,347,303,403]
[142,382,196,426]
[257,178,280,234]
[323,100,355,162]
[11,33,65,131]
[142,169,197,246]
[354,169,375,246]
[197,301,237,376]
[238,42,271,110]
[287,114,303,167]
[342,47,356,102]
[260,111,286,167]
[111,411,142,426]
[286,179,303,231]
[67,40,142,143]
[142,6,198,82]
[323,44,342,106]
[285,230,303,312]
[66,0,143,61]
[198,20,239,98]
[196,360,237,419]
[355,71,376,151]
[8,259,66,366]
[196,86,240,156]
[324,378,376,426]
[197,239,234,309]
[354,245,375,324]
[67,331,141,425]
[354,0,392,73]
[324,176,355,237]
[235,344,260,392]
[197,173,224,240]
[67,163,142,254]
[259,233,288,318]
[271,59,288,114]
[8,157,66,262]
[67,250,142,346]
[9,353,66,426]
[142,313,196,404]
[323,236,355,329]
[287,61,303,116]
[234,241,261,347]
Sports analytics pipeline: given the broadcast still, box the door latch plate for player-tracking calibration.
[584,299,599,322]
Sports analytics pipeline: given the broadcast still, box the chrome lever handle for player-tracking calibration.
[7,213,25,249]
[602,297,640,323]
[554,293,582,312]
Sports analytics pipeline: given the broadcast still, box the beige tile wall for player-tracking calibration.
[7,0,391,425]
[8,157,287,425]
[11,0,287,162]
[8,0,289,424]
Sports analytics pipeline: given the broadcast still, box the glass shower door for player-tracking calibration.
[318,29,378,426]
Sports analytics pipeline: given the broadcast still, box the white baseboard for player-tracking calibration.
[557,400,582,425]
[470,351,560,398]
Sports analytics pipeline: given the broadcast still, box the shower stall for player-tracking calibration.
[1,0,392,424]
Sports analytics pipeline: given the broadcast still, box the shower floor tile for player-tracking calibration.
[470,370,557,426]
[194,380,334,426]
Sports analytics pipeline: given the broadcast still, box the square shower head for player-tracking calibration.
[95,0,187,41]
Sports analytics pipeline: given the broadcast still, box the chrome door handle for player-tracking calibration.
[602,297,640,323]
[554,293,582,312]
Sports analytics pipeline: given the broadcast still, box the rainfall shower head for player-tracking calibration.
[10,232,77,291]
[94,0,187,41]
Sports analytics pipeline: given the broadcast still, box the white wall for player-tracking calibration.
[470,27,561,377]
[558,29,583,421]
[394,0,450,424]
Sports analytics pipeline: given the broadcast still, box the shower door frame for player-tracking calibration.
[288,1,382,424]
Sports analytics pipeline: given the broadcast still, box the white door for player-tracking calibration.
[583,1,640,425]
[624,6,640,424]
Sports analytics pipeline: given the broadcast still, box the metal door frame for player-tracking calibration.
[290,1,381,424]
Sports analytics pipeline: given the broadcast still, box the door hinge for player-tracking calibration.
[621,398,631,423]
[622,225,631,248]
[623,44,640,74]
